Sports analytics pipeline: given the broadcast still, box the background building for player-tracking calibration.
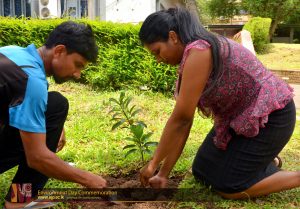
[0,0,198,23]
[0,0,32,17]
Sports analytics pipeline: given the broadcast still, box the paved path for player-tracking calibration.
[290,84,300,109]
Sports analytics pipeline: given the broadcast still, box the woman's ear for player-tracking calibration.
[168,31,179,44]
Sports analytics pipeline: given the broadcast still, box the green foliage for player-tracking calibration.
[0,18,177,94]
[207,0,241,20]
[207,0,300,37]
[241,0,300,37]
[285,7,300,24]
[0,17,63,47]
[195,0,213,25]
[107,92,158,163]
[243,17,272,53]
[242,0,300,21]
[108,91,144,129]
[124,124,157,163]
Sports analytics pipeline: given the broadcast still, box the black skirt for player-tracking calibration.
[192,100,296,193]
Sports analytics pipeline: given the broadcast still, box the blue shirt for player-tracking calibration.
[0,44,48,133]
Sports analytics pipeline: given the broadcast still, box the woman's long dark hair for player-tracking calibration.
[139,7,228,114]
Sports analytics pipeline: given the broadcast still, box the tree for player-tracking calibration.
[207,0,241,22]
[184,0,213,24]
[185,0,200,16]
[242,0,300,39]
[206,0,300,39]
[196,0,214,24]
[283,4,300,24]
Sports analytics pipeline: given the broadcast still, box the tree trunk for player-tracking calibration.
[268,0,286,42]
[184,0,200,18]
[269,19,280,42]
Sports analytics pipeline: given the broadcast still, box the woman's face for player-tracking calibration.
[144,31,185,66]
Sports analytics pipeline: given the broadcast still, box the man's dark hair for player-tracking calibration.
[45,21,98,63]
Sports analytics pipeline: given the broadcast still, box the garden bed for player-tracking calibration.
[65,171,184,209]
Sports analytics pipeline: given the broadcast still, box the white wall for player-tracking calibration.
[105,0,156,23]
[31,0,187,22]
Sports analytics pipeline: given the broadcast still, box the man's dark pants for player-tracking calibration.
[0,91,69,201]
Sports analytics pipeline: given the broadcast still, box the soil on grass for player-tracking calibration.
[66,171,183,209]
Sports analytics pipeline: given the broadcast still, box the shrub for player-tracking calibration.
[0,18,177,94]
[243,17,272,53]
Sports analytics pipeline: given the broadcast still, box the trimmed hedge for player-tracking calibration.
[243,17,272,53]
[0,17,177,93]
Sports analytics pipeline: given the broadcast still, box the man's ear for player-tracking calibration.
[53,45,67,58]
[168,31,179,44]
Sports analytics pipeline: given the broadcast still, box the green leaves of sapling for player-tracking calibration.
[108,92,158,163]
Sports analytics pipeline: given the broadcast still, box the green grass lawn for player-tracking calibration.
[257,43,300,71]
[1,81,299,208]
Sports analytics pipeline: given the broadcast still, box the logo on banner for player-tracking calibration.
[10,183,32,203]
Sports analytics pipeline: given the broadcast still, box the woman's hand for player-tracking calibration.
[149,174,168,188]
[139,161,156,187]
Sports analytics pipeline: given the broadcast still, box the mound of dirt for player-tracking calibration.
[66,171,183,209]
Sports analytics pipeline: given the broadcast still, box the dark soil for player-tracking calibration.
[105,172,182,188]
[66,171,183,209]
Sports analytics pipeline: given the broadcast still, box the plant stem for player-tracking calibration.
[139,145,145,164]
[120,104,132,126]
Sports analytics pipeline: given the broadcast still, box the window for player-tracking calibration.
[80,0,87,17]
[63,0,79,18]
[3,0,10,16]
[25,0,31,17]
[0,0,31,17]
[15,0,22,16]
[0,0,2,15]
[61,0,64,14]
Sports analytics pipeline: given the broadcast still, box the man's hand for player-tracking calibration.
[84,173,107,188]
[20,130,107,188]
[56,129,66,152]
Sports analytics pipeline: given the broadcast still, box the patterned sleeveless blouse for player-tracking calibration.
[175,38,294,150]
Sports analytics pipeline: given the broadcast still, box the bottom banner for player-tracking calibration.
[37,188,200,202]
